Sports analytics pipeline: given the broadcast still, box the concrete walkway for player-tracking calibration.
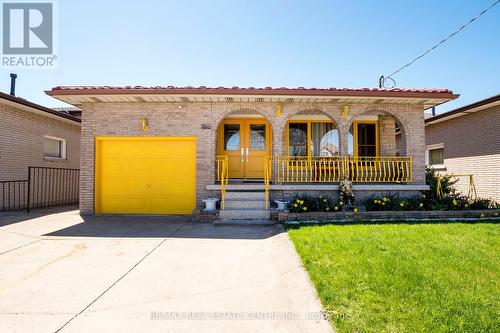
[0,207,333,333]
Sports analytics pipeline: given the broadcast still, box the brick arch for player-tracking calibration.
[212,106,278,176]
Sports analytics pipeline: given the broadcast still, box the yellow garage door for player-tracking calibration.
[95,137,196,214]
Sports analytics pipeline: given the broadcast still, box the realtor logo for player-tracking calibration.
[1,1,57,68]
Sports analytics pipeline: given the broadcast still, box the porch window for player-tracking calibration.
[350,122,378,157]
[287,121,339,157]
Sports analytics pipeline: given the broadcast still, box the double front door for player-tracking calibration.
[218,118,271,179]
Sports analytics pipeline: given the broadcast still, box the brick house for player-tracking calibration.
[0,91,81,181]
[425,94,500,202]
[46,86,457,217]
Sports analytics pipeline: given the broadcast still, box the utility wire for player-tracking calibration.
[379,0,500,88]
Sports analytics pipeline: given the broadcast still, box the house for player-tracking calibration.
[0,90,81,181]
[0,80,80,211]
[425,94,500,202]
[46,86,458,218]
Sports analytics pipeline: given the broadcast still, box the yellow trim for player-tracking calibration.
[352,120,379,158]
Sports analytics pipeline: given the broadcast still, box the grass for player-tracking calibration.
[287,222,500,332]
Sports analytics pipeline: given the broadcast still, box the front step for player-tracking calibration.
[224,191,266,201]
[219,208,270,220]
[224,199,266,210]
[219,190,270,221]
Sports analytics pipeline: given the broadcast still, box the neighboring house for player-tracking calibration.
[425,94,500,202]
[0,91,81,181]
[46,86,457,217]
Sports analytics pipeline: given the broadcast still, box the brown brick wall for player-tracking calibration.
[80,102,426,214]
[0,104,80,181]
[425,105,500,202]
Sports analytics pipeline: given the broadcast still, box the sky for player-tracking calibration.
[0,0,499,114]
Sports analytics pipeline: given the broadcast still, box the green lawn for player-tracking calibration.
[287,222,499,332]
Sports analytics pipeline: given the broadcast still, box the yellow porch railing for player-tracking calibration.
[264,156,272,209]
[265,156,412,183]
[345,156,412,183]
[216,156,228,209]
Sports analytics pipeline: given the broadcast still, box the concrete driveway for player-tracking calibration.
[0,207,333,333]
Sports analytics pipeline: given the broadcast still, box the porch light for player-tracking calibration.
[140,118,148,132]
[342,104,350,118]
[275,103,282,117]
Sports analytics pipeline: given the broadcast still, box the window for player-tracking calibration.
[223,124,240,151]
[356,122,377,157]
[43,136,66,159]
[287,121,339,157]
[426,143,445,168]
[288,123,308,156]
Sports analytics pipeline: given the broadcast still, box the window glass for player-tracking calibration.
[311,122,338,156]
[43,137,63,158]
[357,123,377,157]
[249,124,266,150]
[429,148,444,165]
[288,123,308,156]
[223,124,240,150]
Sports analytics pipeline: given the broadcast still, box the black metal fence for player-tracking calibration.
[0,166,80,212]
[0,180,29,211]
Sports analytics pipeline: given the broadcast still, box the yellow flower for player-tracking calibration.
[303,207,307,211]
[294,203,298,208]
[465,204,469,208]
[339,201,344,206]
[296,199,300,203]
[299,200,304,205]
[422,194,426,199]
[419,203,424,208]
[452,199,458,206]
[480,213,485,218]
[334,206,339,211]
[353,208,359,213]
[326,207,330,211]
[383,197,389,202]
[374,199,378,203]
[399,202,404,207]
[494,212,498,216]
[381,202,385,206]
[323,199,327,203]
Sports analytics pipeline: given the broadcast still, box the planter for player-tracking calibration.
[202,198,219,211]
[275,200,288,211]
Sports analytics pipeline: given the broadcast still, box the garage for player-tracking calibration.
[95,137,196,214]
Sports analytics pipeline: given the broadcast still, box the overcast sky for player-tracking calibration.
[1,0,499,113]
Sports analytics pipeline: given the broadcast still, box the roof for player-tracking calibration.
[0,91,81,124]
[425,93,500,125]
[46,85,458,109]
[52,107,82,118]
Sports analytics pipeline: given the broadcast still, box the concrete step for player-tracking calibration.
[224,199,266,210]
[214,219,275,226]
[219,209,270,220]
[224,191,266,201]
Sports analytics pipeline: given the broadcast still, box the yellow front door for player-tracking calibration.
[218,118,271,179]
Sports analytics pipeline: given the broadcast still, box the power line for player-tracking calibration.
[379,0,500,88]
